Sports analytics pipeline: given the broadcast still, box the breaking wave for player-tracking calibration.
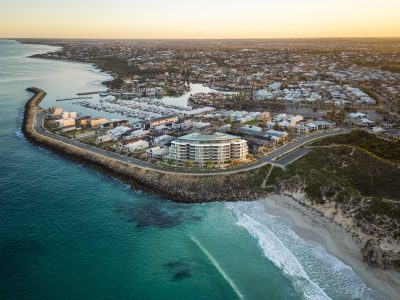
[14,130,24,138]
[191,236,244,300]
[227,202,384,300]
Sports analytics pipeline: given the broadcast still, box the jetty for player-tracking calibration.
[77,91,107,96]
[56,96,93,102]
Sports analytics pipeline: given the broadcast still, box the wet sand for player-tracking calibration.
[259,195,400,300]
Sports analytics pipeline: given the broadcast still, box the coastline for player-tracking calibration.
[9,39,115,86]
[19,65,400,298]
[13,38,400,299]
[260,195,400,300]
[28,54,117,87]
[22,88,271,203]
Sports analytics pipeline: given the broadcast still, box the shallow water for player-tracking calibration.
[0,39,383,300]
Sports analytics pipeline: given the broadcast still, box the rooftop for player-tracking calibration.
[177,132,241,142]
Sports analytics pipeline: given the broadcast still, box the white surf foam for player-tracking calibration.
[227,202,384,300]
[14,130,24,138]
[191,236,244,300]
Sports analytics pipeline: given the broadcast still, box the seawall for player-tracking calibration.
[22,88,270,203]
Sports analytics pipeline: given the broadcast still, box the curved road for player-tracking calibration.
[34,111,349,176]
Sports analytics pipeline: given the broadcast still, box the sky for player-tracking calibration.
[1,0,400,39]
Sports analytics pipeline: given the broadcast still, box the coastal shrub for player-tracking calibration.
[393,230,400,240]
[268,145,400,219]
[250,165,272,187]
[305,180,323,203]
[393,260,400,268]
[265,166,284,185]
[313,130,400,162]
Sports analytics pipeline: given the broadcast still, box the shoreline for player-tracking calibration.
[259,195,400,300]
[21,88,399,297]
[22,88,271,203]
[16,39,400,298]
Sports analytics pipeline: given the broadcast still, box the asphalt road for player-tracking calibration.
[34,112,349,176]
[274,147,311,166]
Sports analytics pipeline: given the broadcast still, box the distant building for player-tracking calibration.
[124,129,150,140]
[268,82,282,90]
[106,126,131,141]
[295,120,335,133]
[101,119,130,129]
[58,118,75,128]
[312,120,335,130]
[168,132,248,168]
[192,122,212,130]
[238,125,263,136]
[124,140,150,153]
[141,116,178,129]
[153,135,174,146]
[264,130,288,143]
[348,112,367,119]
[295,124,310,134]
[77,117,89,126]
[146,146,169,159]
[62,111,77,119]
[276,114,304,128]
[346,113,375,127]
[90,118,109,128]
[254,89,274,101]
[171,120,193,131]
[305,123,318,131]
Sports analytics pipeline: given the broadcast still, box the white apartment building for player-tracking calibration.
[168,132,248,168]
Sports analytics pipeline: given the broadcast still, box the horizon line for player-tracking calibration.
[3,36,400,41]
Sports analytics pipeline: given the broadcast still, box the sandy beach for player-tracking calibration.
[259,195,400,300]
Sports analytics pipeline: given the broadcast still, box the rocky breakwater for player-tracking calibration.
[22,87,47,137]
[22,88,271,203]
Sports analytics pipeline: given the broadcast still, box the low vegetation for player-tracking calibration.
[43,119,58,132]
[95,57,133,78]
[267,134,400,220]
[312,129,400,162]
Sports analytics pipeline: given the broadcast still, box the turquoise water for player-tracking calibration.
[0,39,383,300]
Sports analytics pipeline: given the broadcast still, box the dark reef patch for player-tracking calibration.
[162,260,193,282]
[0,237,43,279]
[172,269,192,281]
[116,202,204,229]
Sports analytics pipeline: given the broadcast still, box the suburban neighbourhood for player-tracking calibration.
[30,38,399,171]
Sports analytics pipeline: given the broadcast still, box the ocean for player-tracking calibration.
[0,39,383,300]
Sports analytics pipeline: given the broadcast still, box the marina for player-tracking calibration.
[72,84,220,122]
[56,96,93,102]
